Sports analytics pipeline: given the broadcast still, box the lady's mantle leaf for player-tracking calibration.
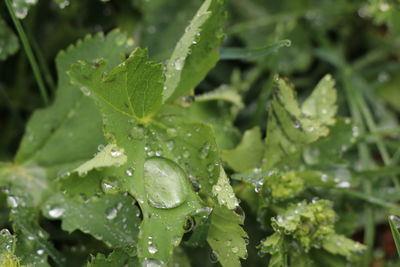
[69,48,164,121]
[221,127,264,173]
[263,75,337,170]
[207,206,248,267]
[163,0,226,102]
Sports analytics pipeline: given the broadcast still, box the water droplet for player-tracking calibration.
[125,167,135,177]
[166,128,177,137]
[141,258,164,267]
[174,57,185,71]
[110,148,122,157]
[101,177,120,194]
[231,246,239,253]
[106,208,117,220]
[15,6,28,19]
[58,0,70,9]
[148,244,158,254]
[336,180,350,188]
[131,126,145,140]
[48,207,65,218]
[182,149,190,159]
[0,229,11,236]
[80,86,91,96]
[210,251,219,263]
[97,144,105,151]
[183,216,195,232]
[144,158,189,209]
[389,215,400,228]
[7,196,19,208]
[166,140,175,150]
[115,35,127,46]
[283,40,291,47]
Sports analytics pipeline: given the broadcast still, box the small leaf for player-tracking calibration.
[221,127,264,172]
[195,85,244,109]
[322,234,366,257]
[163,0,226,102]
[263,76,337,170]
[301,74,337,125]
[207,206,248,267]
[43,193,141,248]
[75,144,127,176]
[212,167,239,210]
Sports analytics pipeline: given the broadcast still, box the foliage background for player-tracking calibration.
[1,0,400,266]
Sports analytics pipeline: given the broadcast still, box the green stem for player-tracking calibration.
[342,68,374,266]
[5,0,49,105]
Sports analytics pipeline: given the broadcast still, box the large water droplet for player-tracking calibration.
[144,157,188,209]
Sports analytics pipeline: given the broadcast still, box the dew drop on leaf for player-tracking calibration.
[125,167,135,177]
[141,258,164,267]
[389,215,400,228]
[144,157,189,209]
[106,207,117,220]
[7,196,19,208]
[174,57,185,70]
[183,216,195,233]
[148,244,158,254]
[101,177,120,194]
[210,251,219,263]
[48,207,65,218]
[80,86,91,96]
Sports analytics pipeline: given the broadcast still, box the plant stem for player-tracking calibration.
[5,0,49,105]
[342,68,375,266]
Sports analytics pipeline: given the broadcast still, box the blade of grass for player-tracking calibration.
[388,216,400,257]
[220,40,291,60]
[5,0,49,105]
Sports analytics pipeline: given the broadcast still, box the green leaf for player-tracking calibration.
[15,30,133,176]
[303,118,354,165]
[219,40,291,60]
[221,127,264,172]
[8,0,37,19]
[263,76,337,170]
[0,229,20,267]
[259,232,285,267]
[388,215,400,257]
[0,17,20,61]
[195,85,244,109]
[86,249,138,267]
[212,167,239,210]
[140,0,202,61]
[69,47,164,120]
[75,144,128,176]
[11,206,64,266]
[69,51,223,263]
[207,206,248,267]
[42,193,141,248]
[301,74,337,125]
[270,200,336,251]
[322,234,366,257]
[163,0,226,102]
